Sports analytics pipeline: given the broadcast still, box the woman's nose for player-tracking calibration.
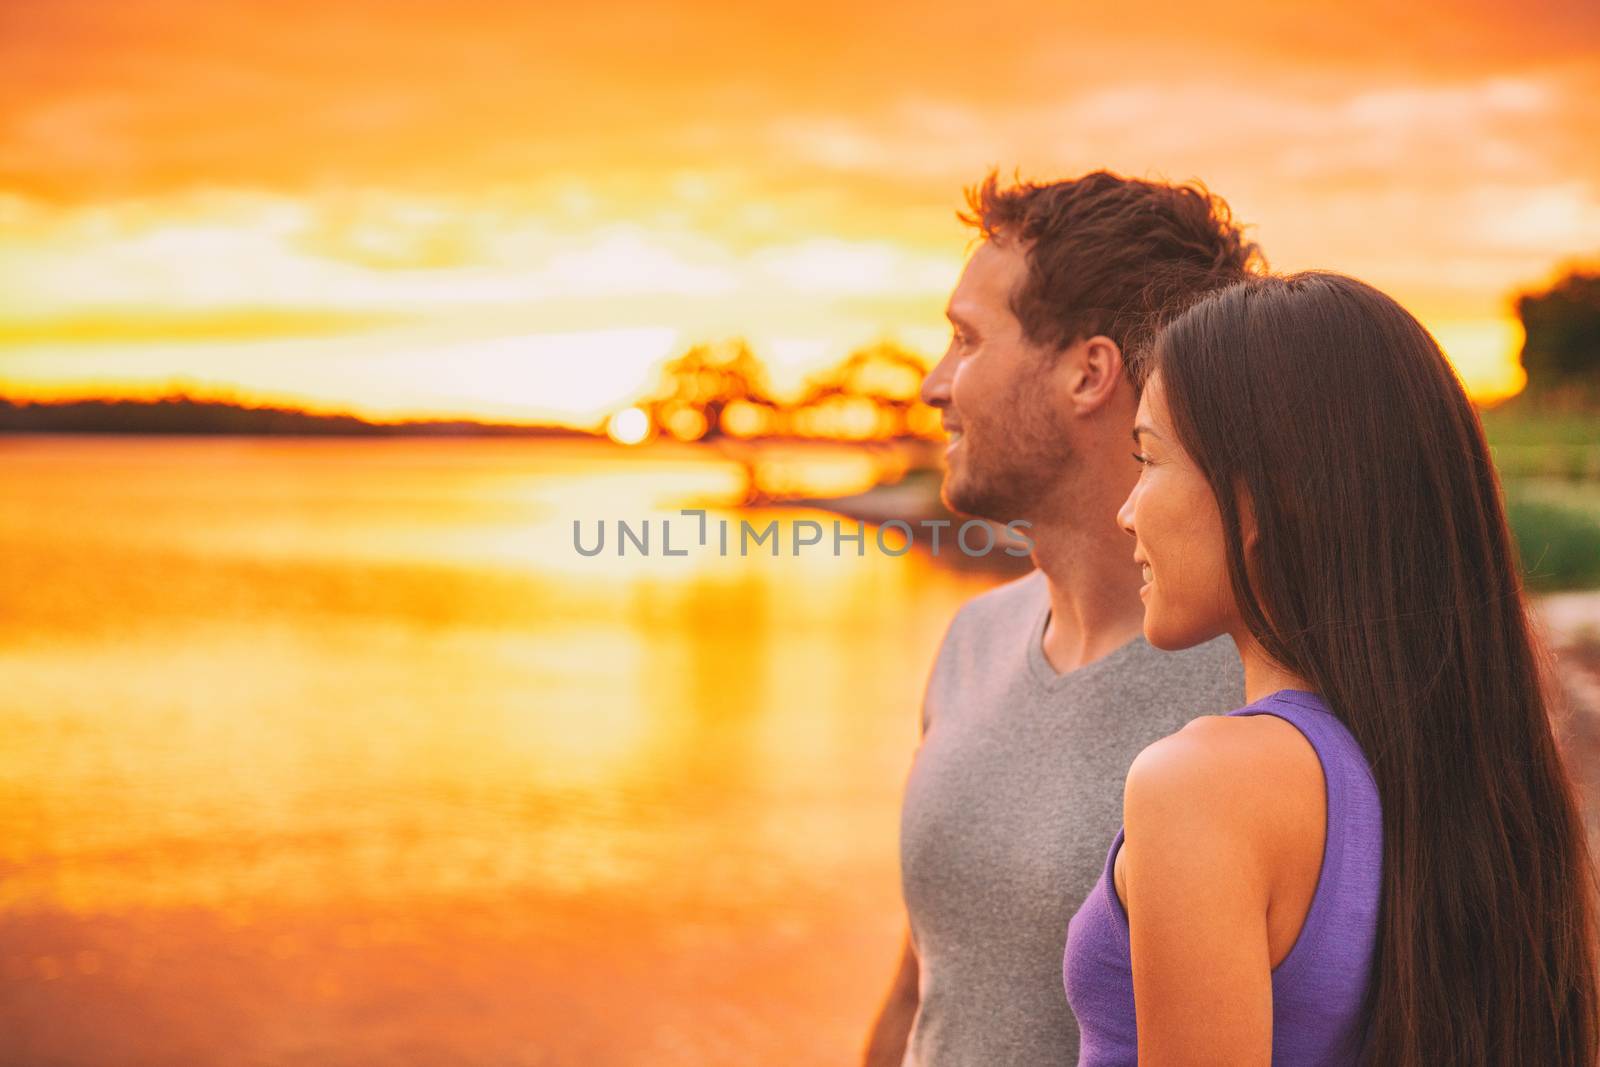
[1116,488,1137,538]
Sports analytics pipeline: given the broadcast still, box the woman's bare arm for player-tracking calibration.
[1120,714,1322,1066]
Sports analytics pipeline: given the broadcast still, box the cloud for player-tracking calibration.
[2,2,1596,411]
[751,239,957,295]
[0,191,965,326]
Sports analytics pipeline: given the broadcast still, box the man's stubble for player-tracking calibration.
[942,365,1074,525]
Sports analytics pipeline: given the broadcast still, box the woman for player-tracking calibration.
[1063,271,1598,1065]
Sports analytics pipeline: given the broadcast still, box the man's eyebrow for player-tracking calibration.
[945,308,975,330]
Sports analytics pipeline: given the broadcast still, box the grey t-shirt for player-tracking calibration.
[899,568,1244,1066]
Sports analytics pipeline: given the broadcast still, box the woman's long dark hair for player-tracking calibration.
[1151,271,1598,1065]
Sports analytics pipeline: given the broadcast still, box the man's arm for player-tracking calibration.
[861,929,919,1067]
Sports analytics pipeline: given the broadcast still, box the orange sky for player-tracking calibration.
[2,0,1598,422]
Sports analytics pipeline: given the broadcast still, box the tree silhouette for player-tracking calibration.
[792,341,939,439]
[633,338,943,441]
[1517,269,1600,394]
[642,339,783,440]
[0,394,588,436]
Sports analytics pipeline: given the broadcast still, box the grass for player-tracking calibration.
[1508,478,1600,523]
[1480,406,1600,449]
[1480,400,1600,481]
[1505,494,1600,592]
[1475,399,1600,591]
[1502,482,1600,593]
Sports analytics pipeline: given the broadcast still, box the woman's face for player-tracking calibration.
[1116,371,1243,650]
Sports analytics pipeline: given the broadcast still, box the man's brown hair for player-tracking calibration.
[958,169,1263,388]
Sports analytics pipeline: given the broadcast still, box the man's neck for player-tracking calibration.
[1026,486,1147,677]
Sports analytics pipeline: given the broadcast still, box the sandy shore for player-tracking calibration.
[1536,592,1600,843]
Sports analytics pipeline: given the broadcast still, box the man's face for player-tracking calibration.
[919,239,1074,521]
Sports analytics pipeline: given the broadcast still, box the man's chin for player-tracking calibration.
[940,473,1009,523]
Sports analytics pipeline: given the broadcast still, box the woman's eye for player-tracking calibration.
[1131,451,1148,465]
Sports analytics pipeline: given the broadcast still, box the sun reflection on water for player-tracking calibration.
[0,435,1001,1065]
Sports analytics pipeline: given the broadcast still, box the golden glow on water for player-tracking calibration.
[0,436,1000,1064]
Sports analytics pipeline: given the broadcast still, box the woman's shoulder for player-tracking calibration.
[1130,709,1322,799]
[1124,709,1326,861]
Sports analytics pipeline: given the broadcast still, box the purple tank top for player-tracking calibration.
[1063,689,1382,1065]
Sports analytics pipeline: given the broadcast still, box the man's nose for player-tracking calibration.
[921,349,955,408]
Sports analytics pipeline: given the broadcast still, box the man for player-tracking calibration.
[862,171,1259,1066]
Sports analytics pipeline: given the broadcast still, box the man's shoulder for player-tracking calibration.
[921,570,1045,722]
[1129,631,1241,677]
[946,567,1047,640]
[1118,635,1245,717]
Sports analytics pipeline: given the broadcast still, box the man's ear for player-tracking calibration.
[1057,334,1126,415]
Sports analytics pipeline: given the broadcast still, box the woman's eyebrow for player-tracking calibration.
[1131,424,1162,442]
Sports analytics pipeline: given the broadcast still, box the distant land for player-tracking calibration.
[0,394,597,437]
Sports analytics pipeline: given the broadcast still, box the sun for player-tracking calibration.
[606,406,651,445]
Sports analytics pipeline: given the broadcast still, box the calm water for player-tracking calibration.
[0,435,1003,1066]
